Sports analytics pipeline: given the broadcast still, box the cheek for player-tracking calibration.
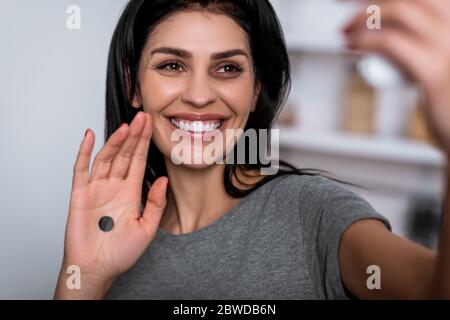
[139,75,184,114]
[137,75,184,156]
[140,73,256,116]
[215,79,256,116]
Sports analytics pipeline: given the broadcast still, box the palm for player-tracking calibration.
[63,112,168,282]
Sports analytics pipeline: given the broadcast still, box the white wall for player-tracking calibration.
[0,0,127,299]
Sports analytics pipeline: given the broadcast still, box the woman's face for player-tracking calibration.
[132,10,260,168]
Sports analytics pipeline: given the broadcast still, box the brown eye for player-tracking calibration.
[217,64,242,74]
[157,61,184,72]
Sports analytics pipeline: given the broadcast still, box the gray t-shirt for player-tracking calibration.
[106,174,391,299]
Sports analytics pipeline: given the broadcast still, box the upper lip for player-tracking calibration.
[166,112,231,121]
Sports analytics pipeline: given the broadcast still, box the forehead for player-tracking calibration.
[147,10,250,53]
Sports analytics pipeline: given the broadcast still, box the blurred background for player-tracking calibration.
[0,0,446,299]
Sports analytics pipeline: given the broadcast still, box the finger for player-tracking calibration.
[108,112,146,179]
[340,0,450,22]
[347,28,441,88]
[139,176,169,239]
[72,129,95,190]
[343,1,447,52]
[127,113,152,184]
[398,0,450,20]
[90,123,129,181]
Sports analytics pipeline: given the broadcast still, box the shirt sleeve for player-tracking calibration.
[297,175,392,300]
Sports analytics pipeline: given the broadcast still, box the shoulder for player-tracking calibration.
[259,173,347,203]
[246,173,389,222]
[262,174,390,227]
[243,173,347,217]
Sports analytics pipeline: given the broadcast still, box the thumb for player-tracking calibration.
[139,176,169,239]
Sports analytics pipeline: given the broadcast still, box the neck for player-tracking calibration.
[160,160,237,235]
[159,160,265,235]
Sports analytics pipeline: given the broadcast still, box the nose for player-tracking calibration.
[181,69,217,108]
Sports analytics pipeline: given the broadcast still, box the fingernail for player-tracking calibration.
[84,129,90,138]
[342,22,355,34]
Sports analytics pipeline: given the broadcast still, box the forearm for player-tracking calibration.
[431,162,450,298]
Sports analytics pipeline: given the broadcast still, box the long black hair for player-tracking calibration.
[105,0,346,207]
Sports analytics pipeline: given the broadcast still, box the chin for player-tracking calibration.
[178,162,217,170]
[168,151,227,170]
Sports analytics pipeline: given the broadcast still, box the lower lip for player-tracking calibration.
[167,118,225,139]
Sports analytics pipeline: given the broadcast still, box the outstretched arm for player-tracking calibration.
[340,0,450,299]
[340,168,448,299]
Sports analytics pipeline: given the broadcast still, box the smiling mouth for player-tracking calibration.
[169,118,223,133]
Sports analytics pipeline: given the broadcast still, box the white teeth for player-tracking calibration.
[170,118,221,133]
[192,121,201,132]
[182,121,189,131]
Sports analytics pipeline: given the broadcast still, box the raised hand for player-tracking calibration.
[343,0,450,154]
[54,111,168,299]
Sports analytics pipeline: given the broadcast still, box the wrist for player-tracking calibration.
[54,262,114,300]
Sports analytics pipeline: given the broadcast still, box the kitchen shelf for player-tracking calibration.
[279,127,446,167]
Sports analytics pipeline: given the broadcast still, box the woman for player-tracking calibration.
[54,0,450,299]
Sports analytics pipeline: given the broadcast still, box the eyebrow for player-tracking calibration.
[149,47,248,60]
